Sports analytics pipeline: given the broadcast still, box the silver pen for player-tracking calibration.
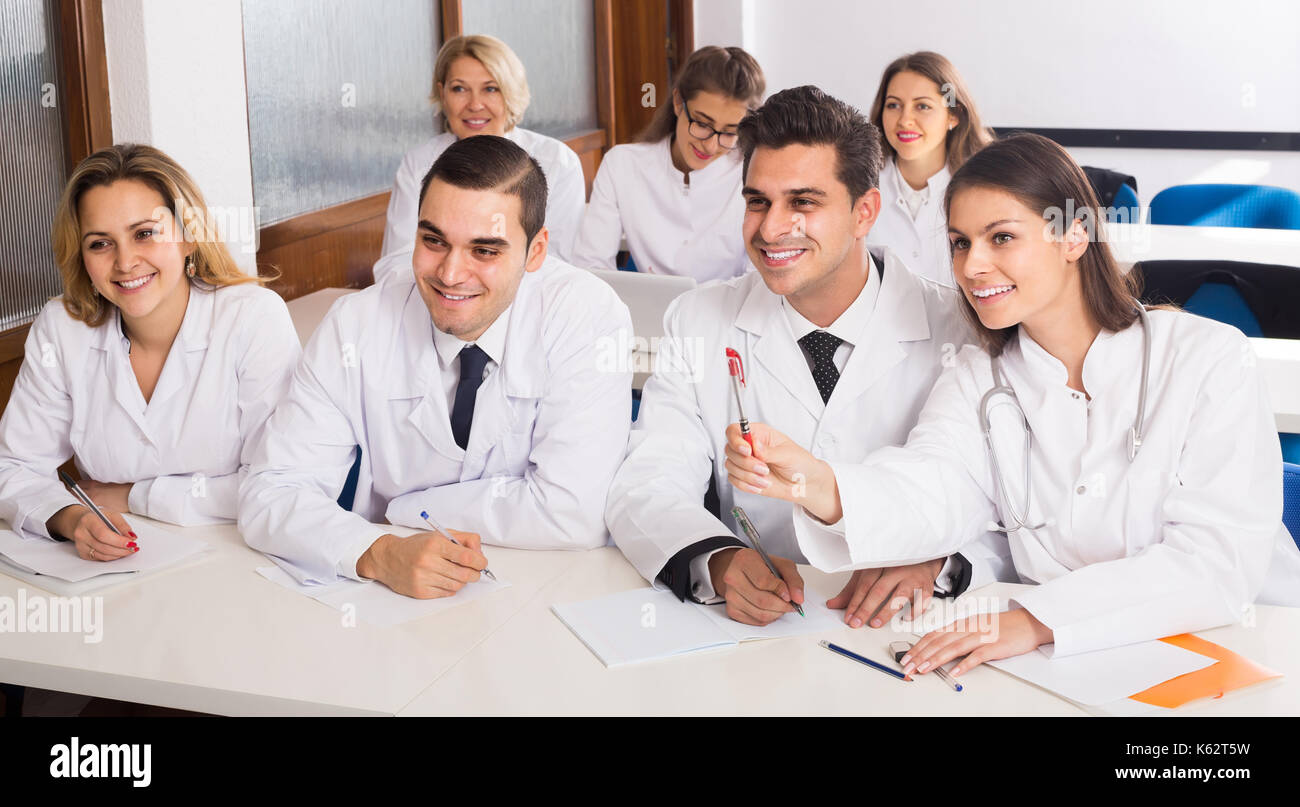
[419,510,497,581]
[731,505,804,617]
[58,470,125,537]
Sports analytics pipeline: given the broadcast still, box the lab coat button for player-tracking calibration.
[1076,485,1086,495]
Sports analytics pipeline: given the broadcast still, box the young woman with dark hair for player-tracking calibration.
[571,46,765,282]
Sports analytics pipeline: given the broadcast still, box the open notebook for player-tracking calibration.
[552,585,842,668]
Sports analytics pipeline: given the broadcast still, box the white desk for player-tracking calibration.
[396,549,1300,716]
[284,287,357,347]
[1108,223,1300,273]
[0,518,587,716]
[2,527,1296,716]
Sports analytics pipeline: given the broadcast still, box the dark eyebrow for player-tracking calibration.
[948,218,1023,237]
[81,218,159,241]
[785,187,828,198]
[741,186,766,197]
[418,220,509,249]
[885,93,938,103]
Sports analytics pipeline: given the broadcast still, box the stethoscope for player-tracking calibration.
[979,305,1151,534]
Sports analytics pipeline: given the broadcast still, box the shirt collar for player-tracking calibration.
[780,251,882,347]
[432,302,512,369]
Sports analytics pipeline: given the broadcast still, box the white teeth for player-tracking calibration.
[441,291,472,301]
[764,249,803,260]
[117,274,153,289]
[972,285,1015,298]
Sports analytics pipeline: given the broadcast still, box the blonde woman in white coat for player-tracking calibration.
[373,34,585,283]
[865,52,992,287]
[571,46,764,283]
[0,144,299,561]
[723,135,1300,675]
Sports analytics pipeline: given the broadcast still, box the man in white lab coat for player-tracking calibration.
[607,85,1010,626]
[240,136,633,597]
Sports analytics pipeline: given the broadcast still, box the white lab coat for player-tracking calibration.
[0,284,299,538]
[866,158,953,287]
[607,246,1011,589]
[570,138,750,283]
[372,127,586,283]
[795,310,1300,657]
[239,256,633,585]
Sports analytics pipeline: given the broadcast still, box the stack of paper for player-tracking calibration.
[0,521,209,594]
[552,586,842,667]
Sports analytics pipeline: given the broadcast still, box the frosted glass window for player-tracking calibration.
[242,0,440,225]
[0,0,67,332]
[461,0,598,138]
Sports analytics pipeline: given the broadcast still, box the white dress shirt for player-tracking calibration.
[0,283,300,537]
[431,303,510,412]
[795,310,1300,657]
[607,247,1013,602]
[570,138,751,283]
[239,256,634,585]
[372,127,586,282]
[867,158,953,287]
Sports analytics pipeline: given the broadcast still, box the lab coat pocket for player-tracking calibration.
[1122,468,1175,555]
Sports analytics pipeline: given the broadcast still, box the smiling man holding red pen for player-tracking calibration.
[607,86,1010,627]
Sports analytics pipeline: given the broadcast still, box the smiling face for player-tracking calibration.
[438,56,509,139]
[78,179,191,324]
[741,143,880,311]
[410,178,547,341]
[672,89,750,172]
[947,186,1089,336]
[880,70,957,165]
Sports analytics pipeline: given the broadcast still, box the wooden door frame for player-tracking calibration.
[0,0,112,372]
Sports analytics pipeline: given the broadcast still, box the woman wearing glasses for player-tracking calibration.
[571,46,765,282]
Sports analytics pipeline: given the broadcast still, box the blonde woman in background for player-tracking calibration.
[373,34,586,282]
[0,144,299,561]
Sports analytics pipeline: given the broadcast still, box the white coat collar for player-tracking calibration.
[733,246,933,418]
[659,135,741,187]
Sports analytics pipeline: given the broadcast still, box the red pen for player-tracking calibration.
[725,348,755,452]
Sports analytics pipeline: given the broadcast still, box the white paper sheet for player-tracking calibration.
[256,565,510,627]
[552,584,838,668]
[0,521,208,583]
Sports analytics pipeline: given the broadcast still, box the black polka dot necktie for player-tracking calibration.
[798,330,843,403]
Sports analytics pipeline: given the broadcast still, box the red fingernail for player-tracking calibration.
[129,531,138,538]
[133,546,139,553]
[128,542,138,549]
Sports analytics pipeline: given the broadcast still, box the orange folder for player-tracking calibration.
[1128,633,1282,708]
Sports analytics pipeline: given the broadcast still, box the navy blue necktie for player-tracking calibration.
[798,330,843,403]
[451,345,490,450]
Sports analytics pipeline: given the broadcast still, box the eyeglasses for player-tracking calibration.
[682,100,739,150]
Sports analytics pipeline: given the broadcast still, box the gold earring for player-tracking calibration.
[185,255,196,278]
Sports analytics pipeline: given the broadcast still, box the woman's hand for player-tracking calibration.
[723,422,843,523]
[900,608,1054,677]
[78,479,132,513]
[47,504,138,562]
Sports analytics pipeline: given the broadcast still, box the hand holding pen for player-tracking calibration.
[52,471,138,561]
[420,511,497,581]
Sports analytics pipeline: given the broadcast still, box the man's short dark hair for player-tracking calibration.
[418,135,548,245]
[738,85,883,203]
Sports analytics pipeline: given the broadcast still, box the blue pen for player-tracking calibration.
[420,510,497,581]
[819,640,911,681]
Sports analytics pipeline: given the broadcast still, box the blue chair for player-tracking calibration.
[1181,282,1263,337]
[631,389,642,421]
[1284,462,1300,550]
[337,446,361,510]
[1149,184,1300,230]
[1107,183,1140,223]
[1282,435,1300,466]
[619,253,639,272]
[1135,259,1300,339]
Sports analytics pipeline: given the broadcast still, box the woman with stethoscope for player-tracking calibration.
[722,134,1300,676]
[570,46,764,282]
[0,144,299,561]
[865,52,992,287]
[372,34,586,283]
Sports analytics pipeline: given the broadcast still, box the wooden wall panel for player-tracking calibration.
[609,0,668,146]
[257,196,387,300]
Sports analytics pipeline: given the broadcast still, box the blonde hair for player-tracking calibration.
[431,35,530,132]
[51,143,261,328]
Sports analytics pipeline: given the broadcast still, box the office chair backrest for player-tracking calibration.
[1135,259,1300,339]
[1283,462,1300,550]
[1149,184,1300,230]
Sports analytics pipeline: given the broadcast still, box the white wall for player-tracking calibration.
[697,0,1300,200]
[102,0,258,272]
